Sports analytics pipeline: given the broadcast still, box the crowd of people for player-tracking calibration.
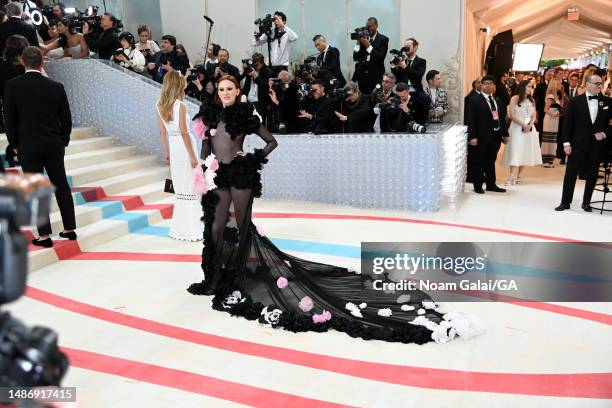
[464,65,612,212]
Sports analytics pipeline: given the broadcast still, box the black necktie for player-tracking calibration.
[488,95,497,111]
[407,59,412,68]
[588,95,598,100]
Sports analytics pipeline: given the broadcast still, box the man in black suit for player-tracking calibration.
[313,34,346,88]
[298,80,334,134]
[147,35,190,83]
[4,47,76,247]
[391,37,426,92]
[466,74,508,194]
[352,17,388,95]
[0,2,39,55]
[555,73,611,212]
[464,77,482,184]
[240,52,273,122]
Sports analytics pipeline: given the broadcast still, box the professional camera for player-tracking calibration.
[380,96,402,110]
[210,62,230,75]
[72,6,123,33]
[350,26,370,41]
[408,121,426,133]
[242,59,254,74]
[187,64,205,82]
[297,56,317,78]
[254,14,274,37]
[296,83,312,100]
[389,47,408,68]
[332,87,347,100]
[0,174,69,391]
[270,78,290,94]
[370,83,383,99]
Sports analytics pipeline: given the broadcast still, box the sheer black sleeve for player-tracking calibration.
[200,137,211,160]
[255,124,277,158]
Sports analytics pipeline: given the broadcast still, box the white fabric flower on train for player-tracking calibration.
[377,308,392,317]
[193,153,219,197]
[422,300,437,310]
[345,302,363,318]
[260,306,283,327]
[221,290,246,309]
[409,311,485,344]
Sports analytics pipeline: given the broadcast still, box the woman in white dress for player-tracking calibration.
[541,78,566,167]
[502,80,542,184]
[156,70,203,241]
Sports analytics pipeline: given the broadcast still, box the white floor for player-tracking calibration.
[7,160,612,407]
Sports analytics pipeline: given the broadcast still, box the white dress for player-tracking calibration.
[158,100,203,241]
[502,99,542,166]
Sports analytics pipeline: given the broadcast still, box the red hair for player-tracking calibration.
[214,75,241,106]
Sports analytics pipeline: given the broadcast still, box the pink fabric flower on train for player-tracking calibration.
[209,158,219,172]
[192,161,208,196]
[192,118,208,140]
[276,277,288,289]
[298,296,314,312]
[312,310,332,324]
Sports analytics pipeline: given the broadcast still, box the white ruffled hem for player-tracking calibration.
[169,234,203,242]
[409,306,486,344]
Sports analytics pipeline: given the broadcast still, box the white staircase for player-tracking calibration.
[1,128,173,272]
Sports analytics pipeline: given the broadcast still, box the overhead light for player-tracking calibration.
[567,8,579,21]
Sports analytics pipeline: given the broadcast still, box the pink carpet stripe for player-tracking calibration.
[26,286,612,399]
[63,347,352,407]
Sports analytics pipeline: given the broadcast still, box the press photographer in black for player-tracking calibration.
[379,82,428,132]
[313,34,346,88]
[268,70,298,133]
[391,37,426,92]
[352,17,388,94]
[147,35,189,83]
[185,65,210,102]
[211,48,240,82]
[333,81,372,133]
[83,13,120,60]
[240,52,273,122]
[298,79,334,134]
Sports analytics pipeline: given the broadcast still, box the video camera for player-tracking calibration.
[254,14,274,38]
[71,6,123,34]
[350,26,370,41]
[0,174,68,391]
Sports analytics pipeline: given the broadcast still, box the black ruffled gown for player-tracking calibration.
[187,101,480,344]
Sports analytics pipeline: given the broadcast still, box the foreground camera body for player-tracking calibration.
[0,175,68,390]
[254,14,275,37]
[389,47,408,68]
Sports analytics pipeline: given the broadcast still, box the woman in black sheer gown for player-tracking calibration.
[187,76,481,344]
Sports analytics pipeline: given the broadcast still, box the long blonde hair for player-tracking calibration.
[157,70,186,122]
[546,78,561,98]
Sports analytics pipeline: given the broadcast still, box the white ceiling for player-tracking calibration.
[466,0,612,59]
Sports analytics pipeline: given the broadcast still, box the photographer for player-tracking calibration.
[147,35,189,83]
[83,13,120,60]
[298,79,334,134]
[204,42,220,73]
[391,37,426,92]
[254,11,298,74]
[185,65,210,102]
[240,52,273,122]
[313,34,346,88]
[211,48,240,82]
[268,70,298,133]
[111,32,145,73]
[379,82,428,132]
[351,17,388,94]
[334,81,372,133]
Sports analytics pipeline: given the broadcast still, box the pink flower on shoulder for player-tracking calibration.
[312,310,332,324]
[298,296,314,312]
[192,119,208,140]
[209,158,219,172]
[276,277,288,289]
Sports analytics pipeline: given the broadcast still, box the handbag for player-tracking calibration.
[164,170,174,194]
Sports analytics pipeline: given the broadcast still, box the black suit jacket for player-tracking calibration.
[352,32,389,84]
[241,65,273,105]
[463,89,480,125]
[466,93,508,142]
[392,55,426,92]
[148,50,190,83]
[534,81,548,114]
[317,46,346,87]
[4,72,72,152]
[85,28,120,59]
[0,17,40,55]
[562,94,611,152]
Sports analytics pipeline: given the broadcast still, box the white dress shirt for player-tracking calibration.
[564,92,603,147]
[354,32,378,61]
